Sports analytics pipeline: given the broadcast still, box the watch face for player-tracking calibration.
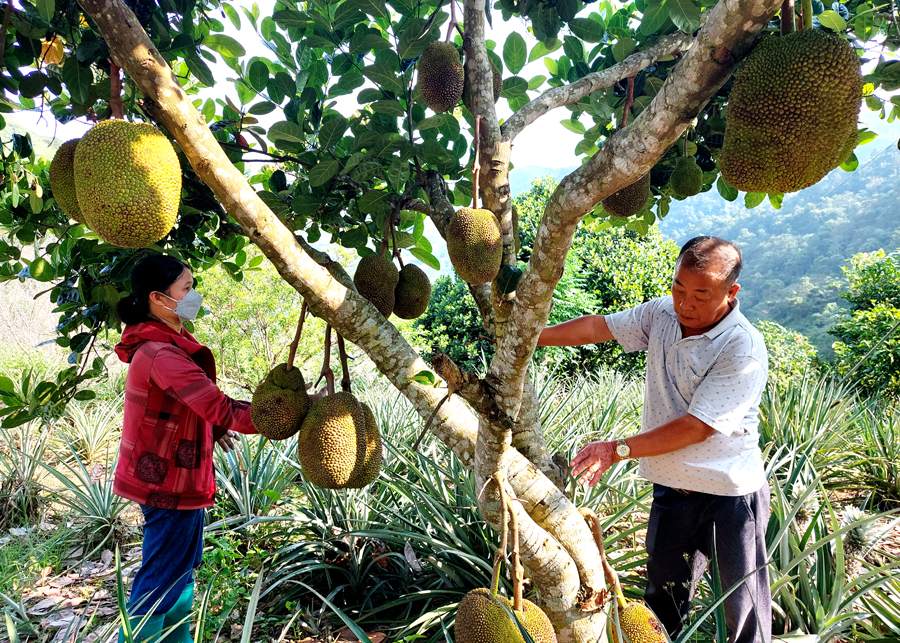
[616,442,629,458]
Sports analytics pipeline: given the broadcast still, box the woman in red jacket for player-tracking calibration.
[114,254,257,642]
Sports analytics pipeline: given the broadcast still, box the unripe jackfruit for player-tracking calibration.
[74,120,181,248]
[609,601,666,643]
[719,29,862,194]
[602,174,650,218]
[447,207,503,284]
[455,588,558,643]
[393,264,432,320]
[251,363,310,441]
[344,402,383,488]
[462,61,503,113]
[49,139,83,223]
[353,254,399,318]
[669,157,703,197]
[297,392,367,489]
[417,42,465,113]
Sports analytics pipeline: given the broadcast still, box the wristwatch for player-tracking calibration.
[615,438,631,459]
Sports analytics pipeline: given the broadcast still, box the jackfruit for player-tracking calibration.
[251,363,310,441]
[297,392,366,489]
[344,402,383,488]
[719,29,862,194]
[455,588,558,643]
[353,254,399,318]
[417,41,465,113]
[447,207,503,284]
[602,173,650,218]
[74,120,181,248]
[462,61,503,113]
[393,264,432,320]
[609,602,666,643]
[669,157,703,197]
[49,139,83,223]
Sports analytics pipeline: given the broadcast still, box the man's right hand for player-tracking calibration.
[570,441,619,486]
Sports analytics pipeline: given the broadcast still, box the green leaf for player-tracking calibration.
[408,370,436,386]
[528,39,562,63]
[36,0,54,23]
[204,35,246,58]
[186,56,215,87]
[357,0,389,18]
[716,176,738,202]
[73,390,96,401]
[358,190,390,215]
[389,158,410,191]
[272,9,311,29]
[503,32,527,75]
[839,152,859,171]
[269,120,306,143]
[362,62,405,95]
[0,376,15,395]
[612,38,636,63]
[341,226,369,248]
[817,10,847,31]
[744,192,766,209]
[248,101,277,115]
[62,63,93,104]
[569,18,604,42]
[640,1,669,35]
[222,3,241,29]
[308,160,340,187]
[409,247,440,270]
[500,76,528,98]
[247,60,269,93]
[398,18,436,59]
[560,118,585,134]
[496,265,523,294]
[857,129,878,146]
[416,114,446,131]
[667,0,701,33]
[370,100,407,116]
[767,193,783,210]
[527,75,547,90]
[319,114,349,149]
[29,257,54,282]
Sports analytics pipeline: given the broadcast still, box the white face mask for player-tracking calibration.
[159,289,204,321]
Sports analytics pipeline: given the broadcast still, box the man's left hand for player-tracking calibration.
[571,441,618,486]
[217,430,241,452]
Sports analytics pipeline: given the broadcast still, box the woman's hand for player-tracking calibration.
[216,430,241,452]
[570,441,618,487]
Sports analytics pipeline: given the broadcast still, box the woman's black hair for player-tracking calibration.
[116,255,190,325]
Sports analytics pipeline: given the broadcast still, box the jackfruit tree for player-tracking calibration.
[1,0,899,640]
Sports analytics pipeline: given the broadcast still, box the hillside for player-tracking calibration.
[660,142,900,354]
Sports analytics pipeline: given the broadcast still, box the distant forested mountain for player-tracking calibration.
[660,142,900,354]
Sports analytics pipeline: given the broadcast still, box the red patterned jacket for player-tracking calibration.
[113,321,256,510]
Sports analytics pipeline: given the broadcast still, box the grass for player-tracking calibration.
[0,524,76,596]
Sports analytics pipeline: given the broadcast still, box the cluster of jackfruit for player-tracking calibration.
[49,120,181,248]
[251,363,311,440]
[447,207,503,284]
[669,157,703,197]
[455,588,558,643]
[353,255,432,320]
[417,42,465,113]
[462,61,503,113]
[297,391,383,489]
[719,29,862,194]
[601,174,650,218]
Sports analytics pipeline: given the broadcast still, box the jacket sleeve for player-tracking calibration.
[148,345,257,437]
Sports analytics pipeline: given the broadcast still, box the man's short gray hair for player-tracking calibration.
[676,236,743,287]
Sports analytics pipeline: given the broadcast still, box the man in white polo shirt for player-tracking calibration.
[538,236,770,643]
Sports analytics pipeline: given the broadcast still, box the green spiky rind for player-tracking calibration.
[610,601,666,643]
[345,402,383,488]
[74,120,181,248]
[447,207,503,284]
[393,264,432,320]
[719,29,862,194]
[49,139,84,223]
[462,61,503,112]
[297,392,366,489]
[669,157,703,197]
[455,588,526,643]
[602,174,651,218]
[418,41,465,113]
[267,362,307,392]
[519,600,558,643]
[251,379,309,440]
[353,254,400,318]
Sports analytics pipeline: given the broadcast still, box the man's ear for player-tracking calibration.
[727,283,740,300]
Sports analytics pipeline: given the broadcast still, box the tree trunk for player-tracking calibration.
[76,0,783,640]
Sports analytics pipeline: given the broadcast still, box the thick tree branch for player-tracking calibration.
[487,0,784,418]
[502,29,695,142]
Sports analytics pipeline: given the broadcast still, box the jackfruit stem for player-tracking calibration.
[490,471,509,597]
[286,301,308,372]
[109,61,124,120]
[472,115,482,210]
[337,333,351,393]
[780,0,795,35]
[801,0,813,29]
[582,507,627,609]
[508,495,524,613]
[621,77,635,128]
[317,325,335,396]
